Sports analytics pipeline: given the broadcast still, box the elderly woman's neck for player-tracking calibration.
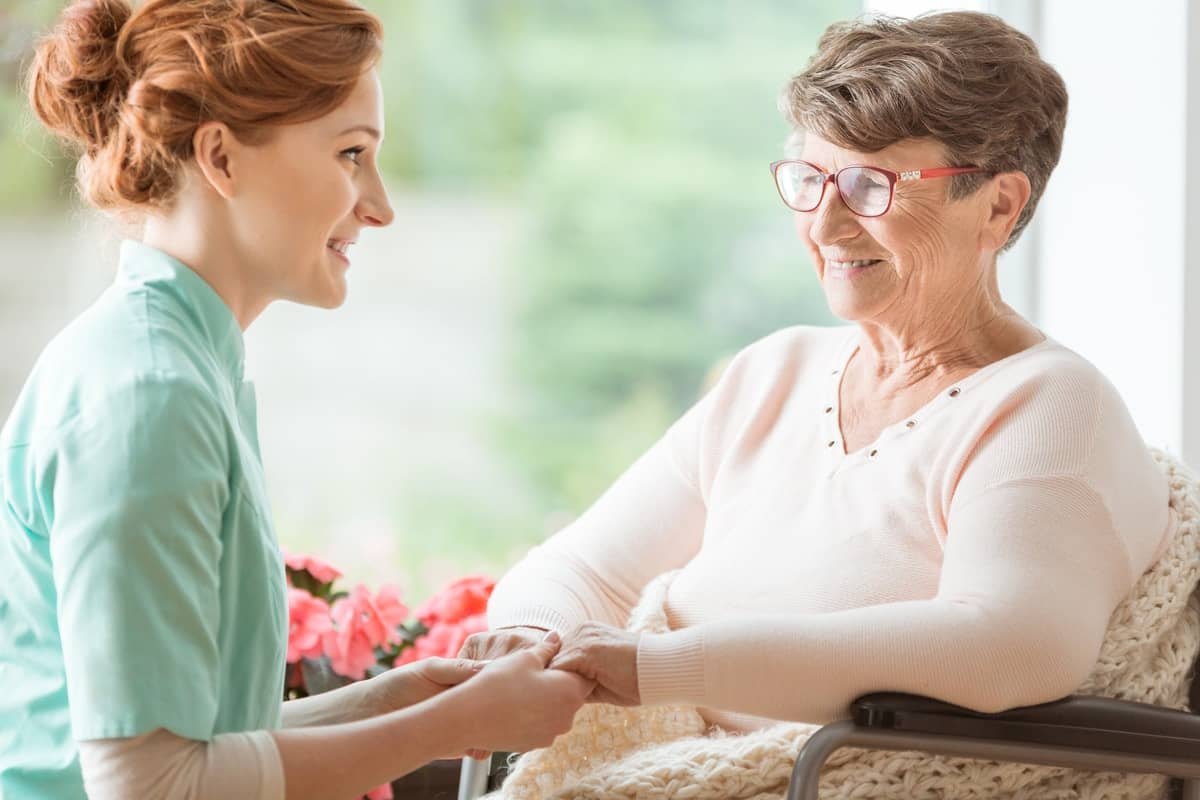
[853,295,1042,389]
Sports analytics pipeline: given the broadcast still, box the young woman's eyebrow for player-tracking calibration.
[336,124,381,139]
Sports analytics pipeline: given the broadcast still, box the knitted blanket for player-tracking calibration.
[493,451,1200,800]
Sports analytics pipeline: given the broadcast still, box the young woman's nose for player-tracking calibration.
[357,172,394,227]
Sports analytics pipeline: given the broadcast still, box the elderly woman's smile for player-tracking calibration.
[823,259,883,276]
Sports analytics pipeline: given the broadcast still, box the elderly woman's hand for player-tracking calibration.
[458,625,548,662]
[549,621,641,706]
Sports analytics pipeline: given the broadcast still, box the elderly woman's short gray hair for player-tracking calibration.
[782,12,1068,248]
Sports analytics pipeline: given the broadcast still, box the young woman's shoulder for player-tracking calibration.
[7,287,225,447]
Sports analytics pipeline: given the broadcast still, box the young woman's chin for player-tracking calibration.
[311,281,349,309]
[301,251,352,308]
[286,273,349,310]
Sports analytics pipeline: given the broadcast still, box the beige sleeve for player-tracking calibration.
[637,475,1136,722]
[78,728,284,800]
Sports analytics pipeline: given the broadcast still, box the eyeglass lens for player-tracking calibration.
[775,163,893,217]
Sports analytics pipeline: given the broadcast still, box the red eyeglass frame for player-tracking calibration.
[769,159,987,217]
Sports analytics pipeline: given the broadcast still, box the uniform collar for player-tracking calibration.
[117,239,246,382]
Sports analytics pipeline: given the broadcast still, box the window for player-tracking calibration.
[0,1,856,596]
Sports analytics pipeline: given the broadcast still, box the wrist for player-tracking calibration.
[358,669,394,715]
[416,679,478,754]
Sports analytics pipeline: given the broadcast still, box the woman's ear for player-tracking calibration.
[980,171,1032,251]
[191,122,240,200]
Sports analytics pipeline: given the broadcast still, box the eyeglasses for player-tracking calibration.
[769,159,986,218]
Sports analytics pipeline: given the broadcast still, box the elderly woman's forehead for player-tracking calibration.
[797,134,949,168]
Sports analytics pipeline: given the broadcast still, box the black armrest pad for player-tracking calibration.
[852,692,1200,759]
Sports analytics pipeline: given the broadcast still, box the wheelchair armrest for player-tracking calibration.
[851,692,1200,759]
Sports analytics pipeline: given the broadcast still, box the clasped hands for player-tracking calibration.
[458,621,642,707]
[352,621,638,759]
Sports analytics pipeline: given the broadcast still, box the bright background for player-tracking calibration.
[0,1,850,598]
[3,0,1198,601]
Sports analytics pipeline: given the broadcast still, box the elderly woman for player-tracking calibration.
[464,11,1175,731]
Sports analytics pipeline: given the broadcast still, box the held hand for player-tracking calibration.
[372,657,485,712]
[454,632,594,754]
[548,621,641,706]
[458,625,547,661]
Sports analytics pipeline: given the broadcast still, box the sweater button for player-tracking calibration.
[948,387,961,397]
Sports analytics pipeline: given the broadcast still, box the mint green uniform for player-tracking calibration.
[0,241,287,798]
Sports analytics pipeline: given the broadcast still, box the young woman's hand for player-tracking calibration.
[458,625,547,662]
[449,632,593,754]
[370,657,485,713]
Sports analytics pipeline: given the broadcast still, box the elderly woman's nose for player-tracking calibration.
[805,189,859,245]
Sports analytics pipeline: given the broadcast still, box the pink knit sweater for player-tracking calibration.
[488,325,1176,729]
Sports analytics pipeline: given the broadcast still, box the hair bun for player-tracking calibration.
[28,0,133,153]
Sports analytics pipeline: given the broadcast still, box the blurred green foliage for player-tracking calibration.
[1,1,850,582]
[366,1,847,512]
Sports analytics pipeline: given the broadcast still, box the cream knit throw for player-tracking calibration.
[493,451,1200,800]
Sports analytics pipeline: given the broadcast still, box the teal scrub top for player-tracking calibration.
[0,241,288,798]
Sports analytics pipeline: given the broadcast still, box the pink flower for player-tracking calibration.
[415,575,495,626]
[394,645,420,666]
[417,622,470,660]
[399,613,487,663]
[459,612,488,637]
[323,584,410,680]
[287,588,332,664]
[282,549,343,585]
[366,783,394,800]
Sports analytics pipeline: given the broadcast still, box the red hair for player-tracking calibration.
[27,0,383,212]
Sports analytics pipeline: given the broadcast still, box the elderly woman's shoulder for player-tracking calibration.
[969,338,1148,461]
[730,324,849,371]
[998,337,1125,402]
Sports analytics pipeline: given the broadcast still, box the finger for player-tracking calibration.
[524,630,562,668]
[588,685,635,706]
[457,636,480,660]
[547,648,583,673]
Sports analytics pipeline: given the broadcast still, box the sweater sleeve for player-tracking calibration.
[637,360,1167,723]
[638,474,1133,722]
[488,395,711,633]
[78,728,284,800]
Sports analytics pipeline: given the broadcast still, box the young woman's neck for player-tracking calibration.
[142,203,270,331]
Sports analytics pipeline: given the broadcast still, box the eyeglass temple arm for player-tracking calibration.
[898,166,985,182]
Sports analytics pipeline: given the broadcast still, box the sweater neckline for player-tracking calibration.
[820,329,1057,471]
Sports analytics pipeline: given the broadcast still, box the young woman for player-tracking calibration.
[0,1,590,798]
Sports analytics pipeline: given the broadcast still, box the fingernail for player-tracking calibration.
[543,630,560,644]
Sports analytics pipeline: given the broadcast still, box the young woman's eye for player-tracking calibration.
[341,146,366,165]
